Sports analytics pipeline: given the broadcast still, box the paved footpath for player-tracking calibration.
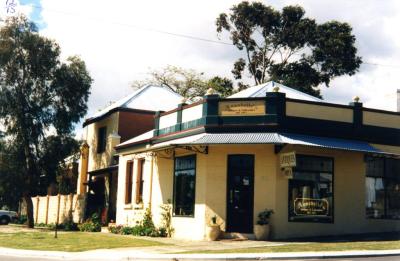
[1,246,400,260]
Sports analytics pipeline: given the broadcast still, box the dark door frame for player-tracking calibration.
[226,154,255,233]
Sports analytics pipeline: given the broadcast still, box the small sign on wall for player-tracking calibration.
[218,100,265,116]
[294,198,329,216]
[280,151,296,168]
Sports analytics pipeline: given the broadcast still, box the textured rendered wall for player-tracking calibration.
[286,101,354,123]
[85,112,119,172]
[273,145,400,239]
[363,111,400,129]
[116,144,400,240]
[32,194,86,224]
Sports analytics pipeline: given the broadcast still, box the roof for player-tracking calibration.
[228,81,322,102]
[116,132,397,156]
[84,85,183,125]
[117,129,154,148]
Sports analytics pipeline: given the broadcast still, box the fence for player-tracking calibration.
[30,194,86,224]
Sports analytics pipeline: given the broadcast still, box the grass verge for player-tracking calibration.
[182,241,400,254]
[0,231,165,252]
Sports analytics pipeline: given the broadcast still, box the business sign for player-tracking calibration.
[294,198,329,216]
[280,152,296,168]
[218,100,265,116]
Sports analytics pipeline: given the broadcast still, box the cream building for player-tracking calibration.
[77,85,182,223]
[113,82,400,240]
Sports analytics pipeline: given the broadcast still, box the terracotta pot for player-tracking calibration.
[205,224,220,241]
[254,224,270,240]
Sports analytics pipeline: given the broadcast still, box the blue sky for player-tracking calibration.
[9,0,400,138]
[19,0,43,25]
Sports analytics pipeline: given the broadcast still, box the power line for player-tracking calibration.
[362,62,400,68]
[27,4,234,46]
[11,3,400,69]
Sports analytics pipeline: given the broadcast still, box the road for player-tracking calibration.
[0,255,399,261]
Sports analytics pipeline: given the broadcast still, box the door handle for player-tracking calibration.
[230,190,233,204]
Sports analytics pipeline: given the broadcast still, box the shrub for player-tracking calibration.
[13,215,27,224]
[108,208,170,237]
[121,226,134,235]
[257,209,274,225]
[78,213,101,232]
[63,220,79,231]
[108,225,123,234]
[159,202,173,237]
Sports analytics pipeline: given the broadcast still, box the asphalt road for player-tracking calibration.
[1,255,400,261]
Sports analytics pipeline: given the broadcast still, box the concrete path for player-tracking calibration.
[1,247,400,260]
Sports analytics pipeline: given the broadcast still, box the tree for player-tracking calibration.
[37,136,81,195]
[132,65,234,98]
[216,1,362,97]
[0,15,92,227]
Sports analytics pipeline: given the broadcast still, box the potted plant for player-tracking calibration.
[254,209,274,240]
[205,215,220,241]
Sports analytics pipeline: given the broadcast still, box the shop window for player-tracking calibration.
[97,127,107,153]
[125,161,133,204]
[289,155,334,223]
[365,157,400,219]
[173,155,196,216]
[135,158,145,204]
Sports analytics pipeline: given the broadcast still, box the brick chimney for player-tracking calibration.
[398,89,400,112]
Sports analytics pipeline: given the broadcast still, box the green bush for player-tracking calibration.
[12,215,27,224]
[121,226,134,235]
[78,213,101,232]
[34,221,79,231]
[108,208,169,237]
[63,221,79,231]
[108,225,123,234]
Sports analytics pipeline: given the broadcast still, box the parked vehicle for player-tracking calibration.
[0,210,18,225]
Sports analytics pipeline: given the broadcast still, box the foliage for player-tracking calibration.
[108,225,123,234]
[108,208,169,237]
[0,140,26,210]
[62,220,79,231]
[34,221,78,231]
[216,1,362,97]
[142,208,155,231]
[257,209,274,225]
[159,201,174,237]
[78,213,101,232]
[0,15,92,227]
[132,65,234,99]
[38,136,81,195]
[12,215,28,225]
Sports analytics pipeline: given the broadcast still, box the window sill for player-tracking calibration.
[172,214,195,218]
[124,204,132,210]
[134,203,144,210]
[367,217,400,221]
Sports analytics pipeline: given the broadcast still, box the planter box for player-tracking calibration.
[254,224,270,240]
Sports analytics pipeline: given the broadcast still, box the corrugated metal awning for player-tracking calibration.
[148,132,396,155]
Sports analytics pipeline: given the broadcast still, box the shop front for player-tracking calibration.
[114,86,400,240]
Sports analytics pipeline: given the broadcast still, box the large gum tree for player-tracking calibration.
[216,1,362,97]
[0,15,92,227]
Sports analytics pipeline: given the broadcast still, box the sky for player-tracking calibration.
[2,0,400,138]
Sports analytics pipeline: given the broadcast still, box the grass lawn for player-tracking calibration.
[0,231,165,252]
[183,241,400,254]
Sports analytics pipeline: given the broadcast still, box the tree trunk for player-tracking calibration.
[23,194,34,228]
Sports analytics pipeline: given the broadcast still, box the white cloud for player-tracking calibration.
[18,0,400,136]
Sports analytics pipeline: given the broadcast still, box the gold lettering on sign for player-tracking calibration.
[280,152,296,168]
[294,198,329,216]
[219,100,265,116]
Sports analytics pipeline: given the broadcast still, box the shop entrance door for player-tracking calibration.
[226,155,254,233]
